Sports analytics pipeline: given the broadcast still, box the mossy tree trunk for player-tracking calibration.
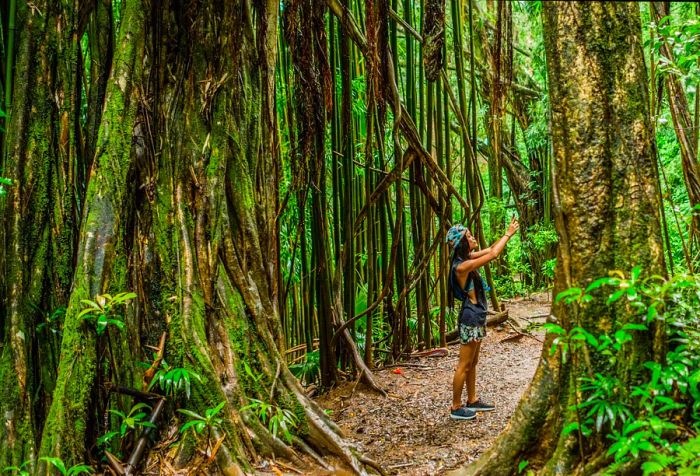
[2,1,371,474]
[1,0,99,469]
[452,3,666,475]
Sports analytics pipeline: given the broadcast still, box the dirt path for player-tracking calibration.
[316,293,551,475]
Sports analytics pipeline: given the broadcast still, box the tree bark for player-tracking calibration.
[1,0,86,469]
[0,1,373,474]
[450,3,666,474]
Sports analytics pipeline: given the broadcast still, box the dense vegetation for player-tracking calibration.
[0,1,699,475]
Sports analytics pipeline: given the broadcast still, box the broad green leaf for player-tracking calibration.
[39,458,67,476]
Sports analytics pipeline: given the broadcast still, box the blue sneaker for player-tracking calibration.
[450,407,477,420]
[465,399,495,412]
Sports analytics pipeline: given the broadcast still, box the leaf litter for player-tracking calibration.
[316,293,551,475]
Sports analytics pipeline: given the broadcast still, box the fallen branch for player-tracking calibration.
[124,398,166,475]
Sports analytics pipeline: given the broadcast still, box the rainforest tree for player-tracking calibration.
[453,2,667,474]
[1,0,375,474]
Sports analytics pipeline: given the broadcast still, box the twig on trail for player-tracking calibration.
[499,333,524,343]
[388,462,416,470]
[380,363,432,370]
[360,455,389,476]
[504,319,543,344]
[403,347,449,358]
[341,369,365,401]
[273,460,303,475]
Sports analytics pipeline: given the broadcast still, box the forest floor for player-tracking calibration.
[315,292,551,476]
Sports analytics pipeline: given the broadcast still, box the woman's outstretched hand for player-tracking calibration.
[506,216,519,237]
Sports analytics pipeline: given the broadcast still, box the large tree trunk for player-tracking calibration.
[451,3,665,475]
[1,0,86,469]
[1,1,370,474]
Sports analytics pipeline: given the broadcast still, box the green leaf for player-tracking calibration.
[562,422,579,436]
[67,465,93,476]
[607,289,627,304]
[585,277,615,293]
[207,401,226,418]
[179,420,202,434]
[77,308,96,319]
[555,287,582,304]
[80,300,102,311]
[177,409,204,420]
[637,441,656,453]
[129,403,152,415]
[517,461,529,474]
[641,461,665,475]
[621,323,648,332]
[39,457,67,476]
[543,323,566,335]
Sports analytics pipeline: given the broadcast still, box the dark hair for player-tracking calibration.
[449,234,487,309]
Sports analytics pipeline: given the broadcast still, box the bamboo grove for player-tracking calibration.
[1,0,700,474]
[277,0,557,390]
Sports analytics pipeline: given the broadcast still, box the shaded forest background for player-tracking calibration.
[0,1,700,475]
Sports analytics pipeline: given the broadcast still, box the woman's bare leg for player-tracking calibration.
[466,340,482,403]
[452,341,479,410]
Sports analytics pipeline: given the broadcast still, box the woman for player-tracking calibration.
[446,216,519,420]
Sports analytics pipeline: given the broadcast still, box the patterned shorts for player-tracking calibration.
[459,302,487,344]
[459,322,486,344]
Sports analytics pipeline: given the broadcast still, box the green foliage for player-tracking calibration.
[178,401,226,436]
[527,224,558,253]
[78,292,136,335]
[492,274,527,299]
[550,268,700,474]
[3,461,31,476]
[96,430,119,449]
[542,258,556,281]
[36,306,66,334]
[289,350,320,386]
[648,14,700,84]
[240,398,299,444]
[108,402,156,438]
[38,457,92,476]
[0,177,11,197]
[517,460,531,475]
[147,359,201,399]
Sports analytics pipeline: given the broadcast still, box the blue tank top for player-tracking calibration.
[450,257,471,302]
[450,257,490,304]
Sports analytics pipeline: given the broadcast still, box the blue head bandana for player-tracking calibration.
[446,224,467,249]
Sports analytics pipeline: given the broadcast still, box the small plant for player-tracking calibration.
[78,292,136,335]
[108,402,156,437]
[517,460,529,474]
[289,350,320,385]
[542,258,556,281]
[0,177,11,197]
[178,401,226,441]
[97,430,119,449]
[3,460,31,476]
[148,359,201,399]
[38,457,92,476]
[36,306,66,334]
[241,398,299,444]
